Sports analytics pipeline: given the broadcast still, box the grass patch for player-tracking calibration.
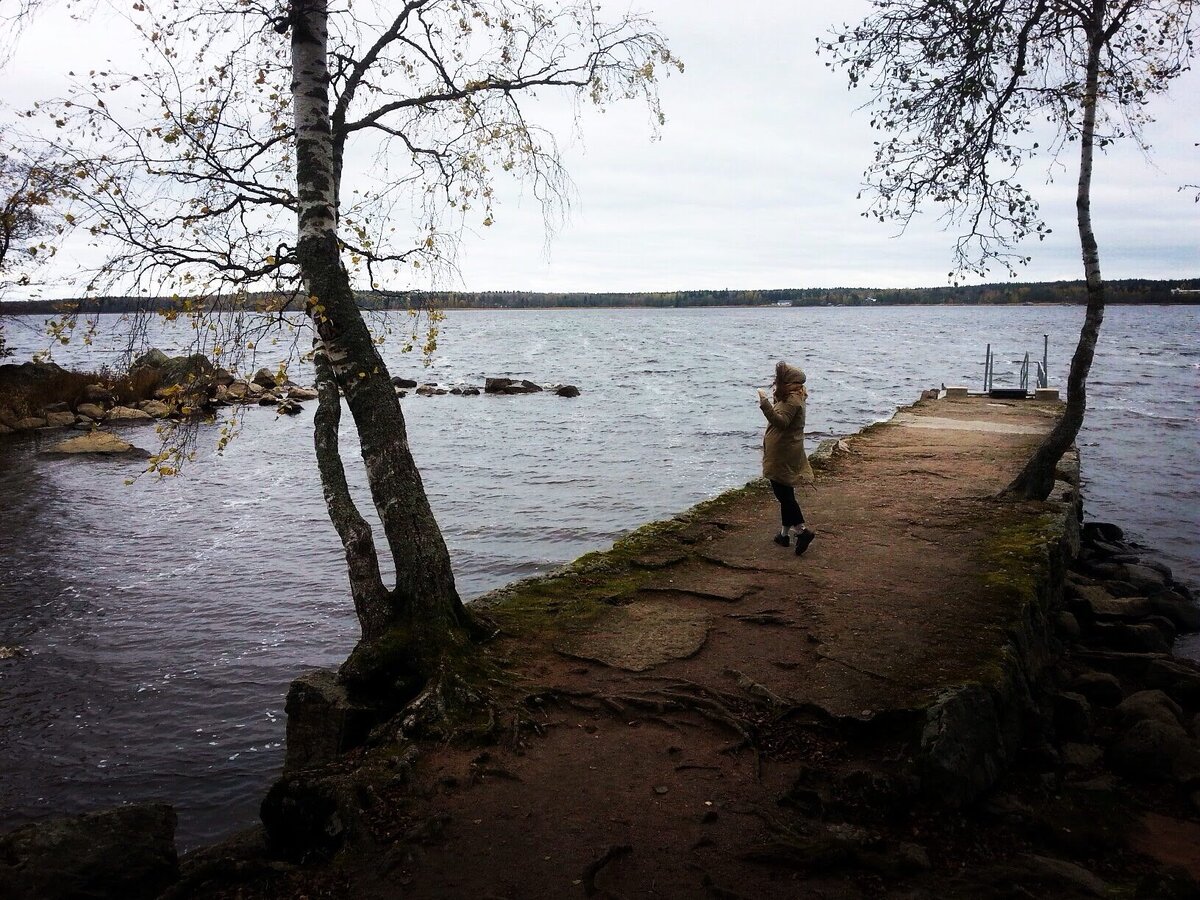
[479,479,770,640]
[982,508,1063,609]
[0,360,162,419]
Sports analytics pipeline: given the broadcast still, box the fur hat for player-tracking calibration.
[775,360,806,386]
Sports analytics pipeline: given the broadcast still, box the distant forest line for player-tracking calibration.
[2,277,1198,315]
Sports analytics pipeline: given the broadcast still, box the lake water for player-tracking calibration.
[1,304,1197,848]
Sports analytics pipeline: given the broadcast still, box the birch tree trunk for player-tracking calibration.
[291,0,472,685]
[1005,15,1106,501]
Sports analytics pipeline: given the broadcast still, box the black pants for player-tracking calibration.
[769,479,805,528]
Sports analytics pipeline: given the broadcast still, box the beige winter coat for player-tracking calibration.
[760,383,813,487]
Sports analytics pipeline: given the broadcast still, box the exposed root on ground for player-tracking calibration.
[581,844,632,896]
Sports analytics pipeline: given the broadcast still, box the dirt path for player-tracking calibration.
[313,396,1065,899]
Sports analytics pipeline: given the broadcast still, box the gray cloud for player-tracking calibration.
[4,0,1197,295]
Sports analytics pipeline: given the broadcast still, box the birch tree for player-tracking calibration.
[39,0,677,702]
[821,0,1197,499]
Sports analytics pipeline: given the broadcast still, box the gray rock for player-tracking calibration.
[390,377,418,389]
[43,411,76,428]
[1091,538,1131,558]
[1022,854,1109,898]
[1061,743,1104,769]
[261,769,359,863]
[223,381,251,401]
[1145,657,1200,707]
[282,669,375,773]
[895,841,931,871]
[251,367,278,389]
[257,393,279,406]
[1068,582,1139,619]
[484,376,542,394]
[41,431,151,459]
[133,348,171,369]
[1104,579,1142,599]
[1052,691,1091,739]
[918,684,1005,806]
[1115,689,1182,731]
[1122,563,1170,594]
[81,383,115,404]
[211,367,236,387]
[76,403,106,420]
[1089,622,1171,655]
[1108,718,1200,785]
[459,387,480,396]
[1146,590,1200,632]
[139,400,172,418]
[284,385,319,401]
[1082,521,1125,544]
[555,384,581,397]
[1069,671,1124,708]
[0,802,178,900]
[156,354,215,390]
[1054,611,1081,639]
[13,416,47,431]
[1137,557,1174,580]
[106,406,154,422]
[1079,560,1126,581]
[276,399,303,416]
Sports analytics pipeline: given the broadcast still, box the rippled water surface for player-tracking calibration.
[1,305,1197,847]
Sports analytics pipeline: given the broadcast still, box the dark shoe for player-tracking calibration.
[773,533,790,547]
[794,529,815,556]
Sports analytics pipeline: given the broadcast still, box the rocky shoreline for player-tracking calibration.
[0,354,583,447]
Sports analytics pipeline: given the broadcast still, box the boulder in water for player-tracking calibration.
[485,377,542,394]
[391,377,418,389]
[284,385,319,401]
[132,348,171,370]
[554,384,580,398]
[41,431,151,459]
[251,367,278,389]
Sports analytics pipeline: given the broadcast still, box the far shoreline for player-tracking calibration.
[1,275,1198,316]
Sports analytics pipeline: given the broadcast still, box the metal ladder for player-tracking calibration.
[984,335,1049,398]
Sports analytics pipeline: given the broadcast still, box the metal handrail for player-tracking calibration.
[981,334,1050,396]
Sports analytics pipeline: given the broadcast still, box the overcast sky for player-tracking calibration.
[4,0,1198,294]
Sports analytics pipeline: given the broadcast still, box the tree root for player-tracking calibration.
[582,843,632,896]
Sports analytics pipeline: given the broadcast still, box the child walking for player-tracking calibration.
[757,360,816,555]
